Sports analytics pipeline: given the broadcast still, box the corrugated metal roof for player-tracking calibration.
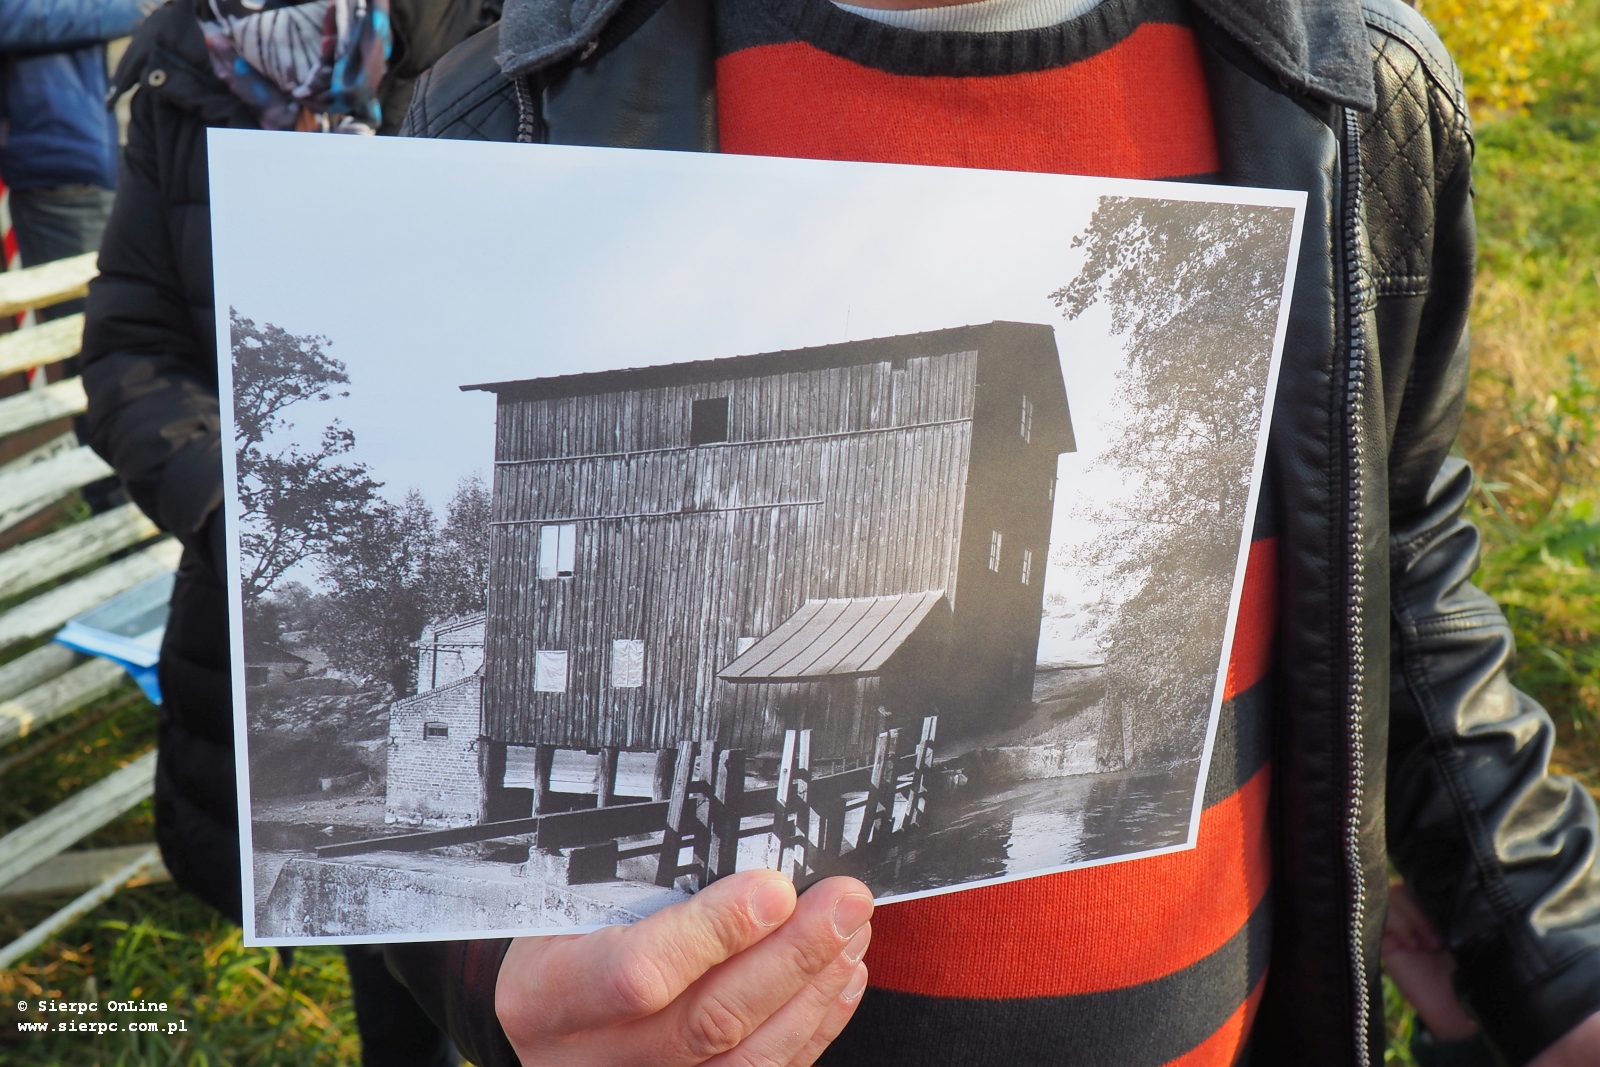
[719,591,947,681]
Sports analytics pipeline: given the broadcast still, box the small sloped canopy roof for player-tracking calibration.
[720,592,947,682]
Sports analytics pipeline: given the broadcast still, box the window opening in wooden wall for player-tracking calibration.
[690,396,730,445]
[534,650,569,692]
[423,721,449,740]
[538,524,576,578]
[1021,548,1033,586]
[611,639,644,688]
[1020,394,1034,443]
[988,530,1003,572]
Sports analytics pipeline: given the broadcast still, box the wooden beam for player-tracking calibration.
[0,538,179,652]
[0,657,127,748]
[0,445,115,537]
[0,253,98,318]
[532,744,556,816]
[315,798,668,859]
[0,377,87,440]
[0,315,84,379]
[708,748,744,882]
[0,843,169,900]
[0,502,160,602]
[594,746,619,808]
[655,740,697,887]
[0,846,162,970]
[0,643,83,703]
[0,749,156,891]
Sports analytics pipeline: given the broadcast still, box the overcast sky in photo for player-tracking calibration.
[208,131,1297,663]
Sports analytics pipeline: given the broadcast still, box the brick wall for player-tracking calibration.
[386,674,484,827]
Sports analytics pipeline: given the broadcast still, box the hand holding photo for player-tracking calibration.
[208,130,1302,943]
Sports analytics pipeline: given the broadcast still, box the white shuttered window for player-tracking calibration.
[538,524,576,578]
[534,650,568,692]
[611,639,644,688]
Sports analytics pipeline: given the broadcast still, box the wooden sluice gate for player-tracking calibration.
[323,715,940,890]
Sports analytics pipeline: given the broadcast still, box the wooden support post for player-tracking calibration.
[594,747,619,808]
[905,716,937,830]
[532,744,557,816]
[653,748,676,801]
[774,730,797,877]
[793,730,814,880]
[708,748,744,883]
[655,740,696,888]
[865,728,900,846]
[691,744,718,882]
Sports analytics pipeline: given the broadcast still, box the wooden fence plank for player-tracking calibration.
[0,377,87,440]
[0,643,83,703]
[0,502,160,603]
[0,843,169,900]
[0,445,115,536]
[0,749,156,891]
[0,253,98,318]
[0,658,127,749]
[0,846,163,970]
[0,539,180,652]
[0,431,76,477]
[0,315,85,379]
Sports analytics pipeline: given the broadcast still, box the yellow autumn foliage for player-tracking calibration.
[1416,0,1562,111]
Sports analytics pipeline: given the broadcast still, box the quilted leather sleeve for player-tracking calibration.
[1363,4,1600,1062]
[400,22,526,141]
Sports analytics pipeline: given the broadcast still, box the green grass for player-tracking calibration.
[0,682,360,1066]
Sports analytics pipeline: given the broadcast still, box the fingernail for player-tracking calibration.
[841,964,869,1003]
[751,879,796,927]
[843,924,871,964]
[833,894,874,939]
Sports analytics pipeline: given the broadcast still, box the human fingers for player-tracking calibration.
[786,963,868,1067]
[1385,882,1441,952]
[645,877,874,1063]
[700,922,871,1067]
[497,869,797,1041]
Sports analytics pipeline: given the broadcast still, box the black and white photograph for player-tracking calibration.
[209,132,1302,943]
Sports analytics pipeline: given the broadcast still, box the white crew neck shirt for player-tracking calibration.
[832,0,1110,33]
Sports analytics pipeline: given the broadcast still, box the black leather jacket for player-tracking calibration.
[387,1,1600,1064]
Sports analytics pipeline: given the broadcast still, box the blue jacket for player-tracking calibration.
[0,0,151,190]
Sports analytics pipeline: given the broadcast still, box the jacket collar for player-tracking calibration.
[496,0,1377,112]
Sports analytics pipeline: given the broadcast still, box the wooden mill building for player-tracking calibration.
[464,321,1073,816]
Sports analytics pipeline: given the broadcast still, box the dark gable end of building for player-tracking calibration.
[465,322,1072,805]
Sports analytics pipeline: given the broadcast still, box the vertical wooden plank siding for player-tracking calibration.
[479,324,1066,761]
[484,349,980,756]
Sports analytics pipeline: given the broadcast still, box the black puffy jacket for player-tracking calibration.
[379,1,1600,1066]
[78,0,484,924]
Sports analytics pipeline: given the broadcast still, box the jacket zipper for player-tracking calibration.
[1339,104,1372,1067]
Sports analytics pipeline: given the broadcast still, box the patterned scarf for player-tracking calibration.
[199,0,392,133]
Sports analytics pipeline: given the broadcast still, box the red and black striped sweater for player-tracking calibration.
[714,2,1273,1063]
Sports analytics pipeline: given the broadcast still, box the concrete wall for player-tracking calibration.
[386,674,483,826]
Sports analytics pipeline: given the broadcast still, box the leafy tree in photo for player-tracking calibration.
[231,310,381,602]
[311,474,491,698]
[1052,197,1295,764]
[432,473,492,619]
[313,490,440,698]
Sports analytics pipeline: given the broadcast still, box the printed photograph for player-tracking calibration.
[207,132,1302,942]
